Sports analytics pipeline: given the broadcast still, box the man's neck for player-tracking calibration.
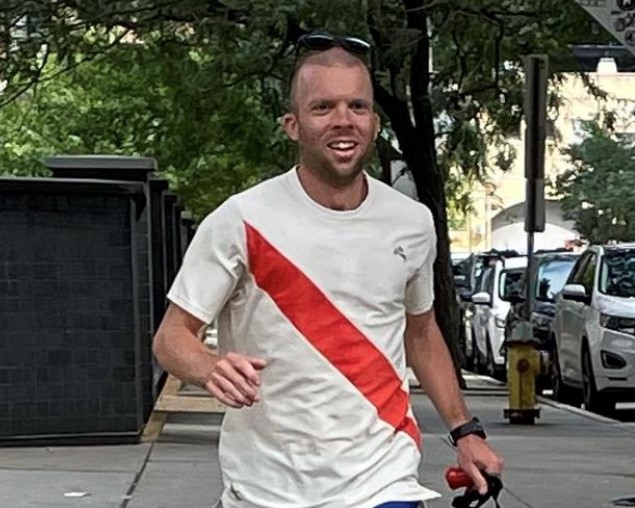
[296,165,367,211]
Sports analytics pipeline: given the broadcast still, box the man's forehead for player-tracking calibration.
[295,59,373,90]
[289,47,373,109]
[298,60,367,78]
[294,70,373,106]
[301,46,363,64]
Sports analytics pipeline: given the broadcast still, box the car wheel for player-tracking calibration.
[485,338,506,382]
[550,346,580,406]
[466,328,478,373]
[535,372,550,395]
[466,343,476,372]
[458,318,468,369]
[582,346,614,417]
[474,331,486,374]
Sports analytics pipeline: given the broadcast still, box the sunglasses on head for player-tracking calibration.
[296,33,372,57]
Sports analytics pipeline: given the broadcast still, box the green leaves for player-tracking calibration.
[0,0,617,222]
[0,40,293,218]
[555,119,635,243]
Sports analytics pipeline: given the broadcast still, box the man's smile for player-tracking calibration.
[327,140,358,155]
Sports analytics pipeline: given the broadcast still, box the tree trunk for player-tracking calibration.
[373,95,464,387]
[401,121,465,389]
[376,136,394,185]
[372,0,465,387]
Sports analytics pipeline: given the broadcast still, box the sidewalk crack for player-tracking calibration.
[119,442,155,508]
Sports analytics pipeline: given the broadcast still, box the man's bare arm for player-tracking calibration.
[152,303,266,408]
[405,309,470,429]
[405,309,504,493]
[153,303,212,385]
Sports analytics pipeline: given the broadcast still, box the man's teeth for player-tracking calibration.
[330,142,355,149]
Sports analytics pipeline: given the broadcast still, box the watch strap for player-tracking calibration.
[449,417,487,446]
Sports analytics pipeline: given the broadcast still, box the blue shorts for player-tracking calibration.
[375,503,420,508]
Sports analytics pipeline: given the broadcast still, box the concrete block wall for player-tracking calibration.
[0,189,144,442]
[0,157,195,445]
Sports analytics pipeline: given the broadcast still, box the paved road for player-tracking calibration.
[415,391,635,508]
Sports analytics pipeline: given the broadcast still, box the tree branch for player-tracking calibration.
[0,28,132,109]
[404,0,430,135]
[373,76,408,123]
[0,43,50,108]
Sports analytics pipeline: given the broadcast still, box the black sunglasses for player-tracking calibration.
[296,33,371,57]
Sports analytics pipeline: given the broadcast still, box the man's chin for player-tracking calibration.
[328,164,365,184]
[301,153,369,186]
[330,157,365,175]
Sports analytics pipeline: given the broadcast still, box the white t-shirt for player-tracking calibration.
[167,168,439,508]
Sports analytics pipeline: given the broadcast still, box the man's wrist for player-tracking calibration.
[194,351,220,388]
[448,417,487,446]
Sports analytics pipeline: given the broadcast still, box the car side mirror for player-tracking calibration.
[471,291,492,306]
[459,292,472,302]
[561,283,591,304]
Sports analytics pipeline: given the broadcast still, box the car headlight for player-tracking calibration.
[495,316,506,328]
[599,313,635,335]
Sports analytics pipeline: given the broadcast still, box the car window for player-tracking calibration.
[599,249,635,297]
[476,266,494,294]
[535,257,579,302]
[499,268,524,300]
[569,253,591,285]
[579,254,597,295]
[472,259,488,291]
[485,266,495,295]
[470,256,487,290]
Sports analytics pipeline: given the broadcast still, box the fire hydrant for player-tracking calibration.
[504,321,543,425]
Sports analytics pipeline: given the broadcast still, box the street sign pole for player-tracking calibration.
[502,55,550,426]
[575,0,635,57]
[523,54,548,320]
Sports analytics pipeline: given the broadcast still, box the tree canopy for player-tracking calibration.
[0,0,615,367]
[556,120,635,244]
[0,37,294,217]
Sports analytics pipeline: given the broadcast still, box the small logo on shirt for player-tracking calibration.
[229,484,243,501]
[393,246,407,261]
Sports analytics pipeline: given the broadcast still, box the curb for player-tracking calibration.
[537,395,635,435]
[537,395,614,423]
[461,371,635,434]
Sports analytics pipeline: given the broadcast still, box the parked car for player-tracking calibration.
[468,254,526,379]
[451,251,471,273]
[456,250,521,371]
[504,249,580,391]
[551,243,635,415]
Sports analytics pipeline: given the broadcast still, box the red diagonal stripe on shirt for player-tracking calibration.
[245,222,421,448]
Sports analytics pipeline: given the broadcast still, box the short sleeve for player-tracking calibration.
[167,197,245,324]
[405,211,437,315]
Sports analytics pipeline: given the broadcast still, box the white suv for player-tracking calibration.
[551,244,635,415]
[469,255,527,379]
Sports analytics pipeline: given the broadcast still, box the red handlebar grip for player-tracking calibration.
[445,467,474,490]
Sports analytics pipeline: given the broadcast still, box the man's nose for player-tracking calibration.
[332,103,353,127]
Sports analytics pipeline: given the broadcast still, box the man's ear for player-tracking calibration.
[282,112,299,142]
[373,113,381,140]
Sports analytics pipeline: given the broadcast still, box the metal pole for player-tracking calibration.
[526,230,535,321]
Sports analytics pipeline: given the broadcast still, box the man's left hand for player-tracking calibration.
[455,435,505,495]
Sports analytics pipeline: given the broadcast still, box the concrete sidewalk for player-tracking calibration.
[2,375,635,508]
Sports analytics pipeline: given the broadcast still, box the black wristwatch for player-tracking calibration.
[448,417,487,446]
